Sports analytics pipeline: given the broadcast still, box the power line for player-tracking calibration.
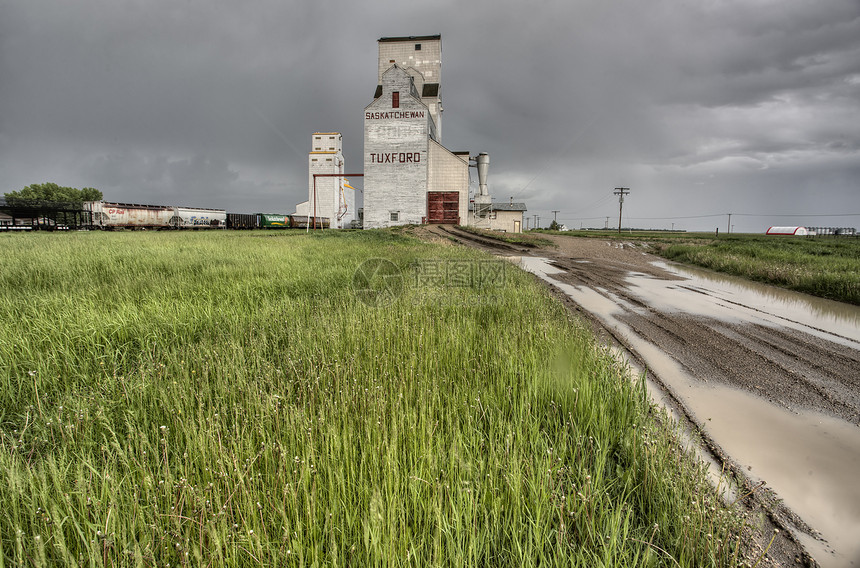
[626,213,860,220]
[733,213,860,217]
[535,210,860,227]
[557,217,607,222]
[568,192,617,217]
[627,214,723,220]
[512,110,606,200]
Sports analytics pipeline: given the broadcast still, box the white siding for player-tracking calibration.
[427,139,469,224]
[363,67,431,229]
[490,211,524,233]
[377,39,441,87]
[468,208,526,233]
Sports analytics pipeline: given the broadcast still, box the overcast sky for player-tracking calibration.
[2,0,859,232]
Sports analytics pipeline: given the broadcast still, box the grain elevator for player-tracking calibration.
[363,35,470,229]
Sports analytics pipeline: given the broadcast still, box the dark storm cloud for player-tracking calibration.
[2,0,858,231]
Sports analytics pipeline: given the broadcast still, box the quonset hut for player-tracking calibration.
[362,35,469,228]
[766,226,810,236]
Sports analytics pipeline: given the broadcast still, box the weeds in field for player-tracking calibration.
[0,230,745,566]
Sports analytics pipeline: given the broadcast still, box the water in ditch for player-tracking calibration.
[515,255,860,567]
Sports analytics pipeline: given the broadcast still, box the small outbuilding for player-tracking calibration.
[468,201,527,233]
[765,226,810,236]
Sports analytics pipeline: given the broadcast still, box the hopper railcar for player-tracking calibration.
[84,201,226,230]
[226,213,257,230]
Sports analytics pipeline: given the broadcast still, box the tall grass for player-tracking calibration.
[0,230,743,566]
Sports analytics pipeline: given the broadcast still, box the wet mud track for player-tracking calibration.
[430,229,860,568]
[426,224,534,254]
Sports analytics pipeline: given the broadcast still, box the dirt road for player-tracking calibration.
[540,235,860,425]
[428,227,860,568]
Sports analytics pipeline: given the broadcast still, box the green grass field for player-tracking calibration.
[536,230,860,305]
[0,230,750,566]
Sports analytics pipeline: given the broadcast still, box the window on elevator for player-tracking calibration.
[392,91,399,108]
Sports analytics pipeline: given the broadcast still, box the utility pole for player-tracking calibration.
[605,216,609,230]
[536,216,541,229]
[552,210,559,222]
[614,187,630,234]
[533,214,538,229]
[727,213,732,234]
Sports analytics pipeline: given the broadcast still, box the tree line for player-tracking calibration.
[3,183,103,205]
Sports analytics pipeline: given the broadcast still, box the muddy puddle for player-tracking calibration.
[642,261,860,347]
[514,255,860,568]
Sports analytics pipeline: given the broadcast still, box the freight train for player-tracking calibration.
[82,201,329,230]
